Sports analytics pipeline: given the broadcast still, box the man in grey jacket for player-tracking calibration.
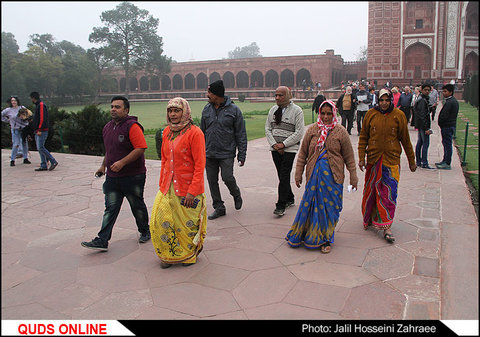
[265,86,304,216]
[355,83,372,135]
[201,80,247,220]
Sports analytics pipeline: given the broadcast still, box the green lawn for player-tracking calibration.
[455,102,479,192]
[61,100,313,160]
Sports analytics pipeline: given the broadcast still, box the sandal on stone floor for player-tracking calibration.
[384,232,395,243]
[320,242,331,254]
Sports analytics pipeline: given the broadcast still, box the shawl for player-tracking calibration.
[166,97,193,140]
[316,100,338,150]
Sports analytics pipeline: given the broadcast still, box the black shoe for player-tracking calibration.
[208,209,226,220]
[285,200,295,208]
[35,167,48,171]
[273,207,285,216]
[49,162,58,171]
[10,160,15,167]
[421,165,436,170]
[435,161,445,166]
[23,159,31,164]
[234,194,243,210]
[139,231,151,243]
[81,237,108,251]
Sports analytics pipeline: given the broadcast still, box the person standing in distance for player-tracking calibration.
[200,80,247,220]
[265,86,305,216]
[30,92,58,171]
[81,96,150,251]
[435,84,459,170]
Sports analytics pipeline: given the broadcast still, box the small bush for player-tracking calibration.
[238,94,246,102]
[61,104,110,155]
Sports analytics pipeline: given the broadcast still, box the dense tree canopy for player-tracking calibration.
[228,42,262,59]
[88,1,171,94]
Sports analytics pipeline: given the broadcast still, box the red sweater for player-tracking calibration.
[159,125,206,197]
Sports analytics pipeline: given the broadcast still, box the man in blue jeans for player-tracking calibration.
[436,84,459,170]
[413,84,435,170]
[81,96,150,251]
[30,92,58,171]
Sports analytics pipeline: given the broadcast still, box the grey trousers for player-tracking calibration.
[206,157,241,211]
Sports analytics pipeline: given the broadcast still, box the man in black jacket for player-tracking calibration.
[435,84,459,170]
[311,91,325,114]
[200,80,247,220]
[414,84,434,169]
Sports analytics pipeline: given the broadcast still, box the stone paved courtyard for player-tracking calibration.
[1,116,478,321]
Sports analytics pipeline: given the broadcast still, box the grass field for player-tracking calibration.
[60,100,314,160]
[455,102,479,192]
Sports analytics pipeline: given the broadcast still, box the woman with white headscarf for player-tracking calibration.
[286,100,358,253]
[150,97,207,268]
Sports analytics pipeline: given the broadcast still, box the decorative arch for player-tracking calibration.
[280,69,294,87]
[265,69,279,88]
[150,75,160,91]
[172,74,183,90]
[185,73,195,89]
[464,51,479,78]
[139,76,149,91]
[129,78,138,91]
[223,71,235,88]
[236,71,249,88]
[404,42,432,79]
[161,75,171,90]
[197,73,208,89]
[296,68,311,87]
[209,72,221,83]
[251,70,263,88]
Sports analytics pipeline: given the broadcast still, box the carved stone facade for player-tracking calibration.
[367,1,478,86]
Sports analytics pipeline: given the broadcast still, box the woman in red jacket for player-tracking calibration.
[150,97,207,268]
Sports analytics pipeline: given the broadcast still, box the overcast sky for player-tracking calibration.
[1,1,368,62]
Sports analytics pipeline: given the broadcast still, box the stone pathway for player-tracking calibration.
[1,117,477,320]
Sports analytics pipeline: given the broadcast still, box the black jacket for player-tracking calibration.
[312,94,325,113]
[200,96,247,162]
[32,100,49,132]
[414,94,431,130]
[336,93,357,113]
[437,96,459,128]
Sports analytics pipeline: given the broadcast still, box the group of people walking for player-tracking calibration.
[5,79,457,267]
[2,92,58,171]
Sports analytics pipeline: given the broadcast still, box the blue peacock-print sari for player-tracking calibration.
[286,149,343,248]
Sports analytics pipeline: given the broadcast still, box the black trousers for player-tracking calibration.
[271,151,296,209]
[400,106,411,123]
[357,110,367,134]
[341,110,355,134]
[206,157,241,211]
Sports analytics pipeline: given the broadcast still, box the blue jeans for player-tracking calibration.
[35,131,57,169]
[415,129,430,166]
[441,126,455,165]
[11,128,28,161]
[98,173,149,243]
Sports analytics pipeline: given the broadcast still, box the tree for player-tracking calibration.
[88,1,171,95]
[356,45,368,62]
[228,42,262,59]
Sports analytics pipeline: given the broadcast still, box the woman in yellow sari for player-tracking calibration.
[150,97,207,268]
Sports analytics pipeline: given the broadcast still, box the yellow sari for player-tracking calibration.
[150,183,207,264]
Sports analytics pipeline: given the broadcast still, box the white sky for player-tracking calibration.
[1,1,369,62]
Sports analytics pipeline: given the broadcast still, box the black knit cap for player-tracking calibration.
[208,80,225,97]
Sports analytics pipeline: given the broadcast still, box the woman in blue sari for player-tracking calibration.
[286,100,358,253]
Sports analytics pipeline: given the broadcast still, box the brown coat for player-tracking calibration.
[295,123,358,186]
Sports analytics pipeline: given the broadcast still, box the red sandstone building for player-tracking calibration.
[367,1,478,86]
[103,1,477,99]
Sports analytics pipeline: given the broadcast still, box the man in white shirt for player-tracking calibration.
[265,86,305,216]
